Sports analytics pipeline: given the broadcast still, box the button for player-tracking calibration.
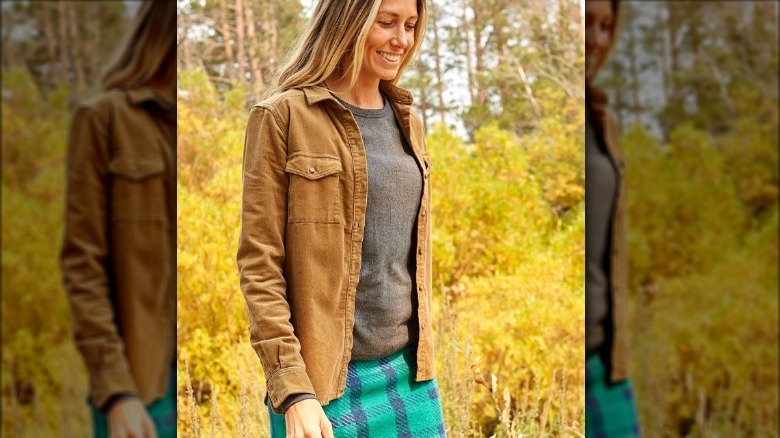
[421,209,426,217]
[417,247,423,255]
[354,222,361,230]
[308,167,316,174]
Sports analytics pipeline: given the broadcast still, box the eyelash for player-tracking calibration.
[378,21,416,31]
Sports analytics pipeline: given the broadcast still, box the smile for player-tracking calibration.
[378,51,402,63]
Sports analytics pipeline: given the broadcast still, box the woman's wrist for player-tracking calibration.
[281,393,317,413]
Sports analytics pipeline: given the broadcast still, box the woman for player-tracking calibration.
[236,0,445,437]
[584,0,642,436]
[61,2,176,437]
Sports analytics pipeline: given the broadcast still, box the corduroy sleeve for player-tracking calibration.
[237,104,316,414]
[61,105,139,410]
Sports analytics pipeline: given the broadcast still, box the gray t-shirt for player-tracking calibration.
[585,106,618,355]
[333,93,422,360]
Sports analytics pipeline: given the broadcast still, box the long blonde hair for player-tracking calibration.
[101,1,176,90]
[276,0,427,93]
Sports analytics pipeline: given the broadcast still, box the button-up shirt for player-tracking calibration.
[236,80,434,413]
[61,86,176,410]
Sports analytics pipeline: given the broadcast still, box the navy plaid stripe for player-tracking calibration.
[346,363,371,438]
[379,357,411,438]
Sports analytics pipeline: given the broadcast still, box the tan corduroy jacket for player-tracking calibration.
[237,80,435,414]
[61,86,176,411]
[588,85,630,383]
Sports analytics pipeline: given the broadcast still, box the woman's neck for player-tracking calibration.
[324,73,383,110]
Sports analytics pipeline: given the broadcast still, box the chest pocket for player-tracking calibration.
[108,153,168,222]
[285,153,342,224]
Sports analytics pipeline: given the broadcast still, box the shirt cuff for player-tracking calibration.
[99,392,140,413]
[280,393,317,413]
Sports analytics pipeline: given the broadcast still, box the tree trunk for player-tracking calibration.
[57,2,70,83]
[473,2,487,106]
[430,1,446,124]
[579,0,585,53]
[516,61,541,121]
[220,0,235,83]
[269,1,278,71]
[461,0,475,105]
[234,0,247,82]
[244,0,264,98]
[88,2,101,86]
[40,3,58,84]
[625,3,642,125]
[67,4,86,96]
[261,0,271,79]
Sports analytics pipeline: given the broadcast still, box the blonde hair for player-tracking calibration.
[101,1,176,91]
[276,0,427,93]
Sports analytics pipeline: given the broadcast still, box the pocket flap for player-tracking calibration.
[109,154,165,180]
[285,154,341,180]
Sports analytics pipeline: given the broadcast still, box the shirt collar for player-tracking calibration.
[124,86,176,112]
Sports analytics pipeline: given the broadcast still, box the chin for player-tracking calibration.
[371,70,398,82]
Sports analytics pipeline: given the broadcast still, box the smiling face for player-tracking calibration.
[585,0,614,84]
[360,0,419,83]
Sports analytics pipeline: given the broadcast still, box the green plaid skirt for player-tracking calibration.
[268,347,446,437]
[89,366,177,438]
[586,354,641,438]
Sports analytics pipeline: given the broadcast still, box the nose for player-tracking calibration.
[595,27,610,47]
[392,27,409,49]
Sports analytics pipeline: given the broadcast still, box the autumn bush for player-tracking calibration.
[2,69,91,436]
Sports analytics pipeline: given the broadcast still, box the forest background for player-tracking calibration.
[0,0,777,437]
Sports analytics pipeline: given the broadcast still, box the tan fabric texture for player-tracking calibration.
[61,86,176,411]
[237,80,435,414]
[588,85,630,383]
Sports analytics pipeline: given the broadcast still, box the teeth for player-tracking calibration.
[379,52,401,62]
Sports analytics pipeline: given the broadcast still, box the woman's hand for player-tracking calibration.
[108,398,158,438]
[284,398,334,438]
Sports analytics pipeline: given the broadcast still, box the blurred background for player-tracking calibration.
[593,1,779,436]
[2,2,139,436]
[176,0,586,436]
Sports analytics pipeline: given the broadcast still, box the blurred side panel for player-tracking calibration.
[593,1,778,436]
[1,1,159,436]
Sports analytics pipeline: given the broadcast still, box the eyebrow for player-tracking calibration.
[377,10,418,20]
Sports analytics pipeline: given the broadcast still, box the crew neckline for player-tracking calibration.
[330,92,392,119]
